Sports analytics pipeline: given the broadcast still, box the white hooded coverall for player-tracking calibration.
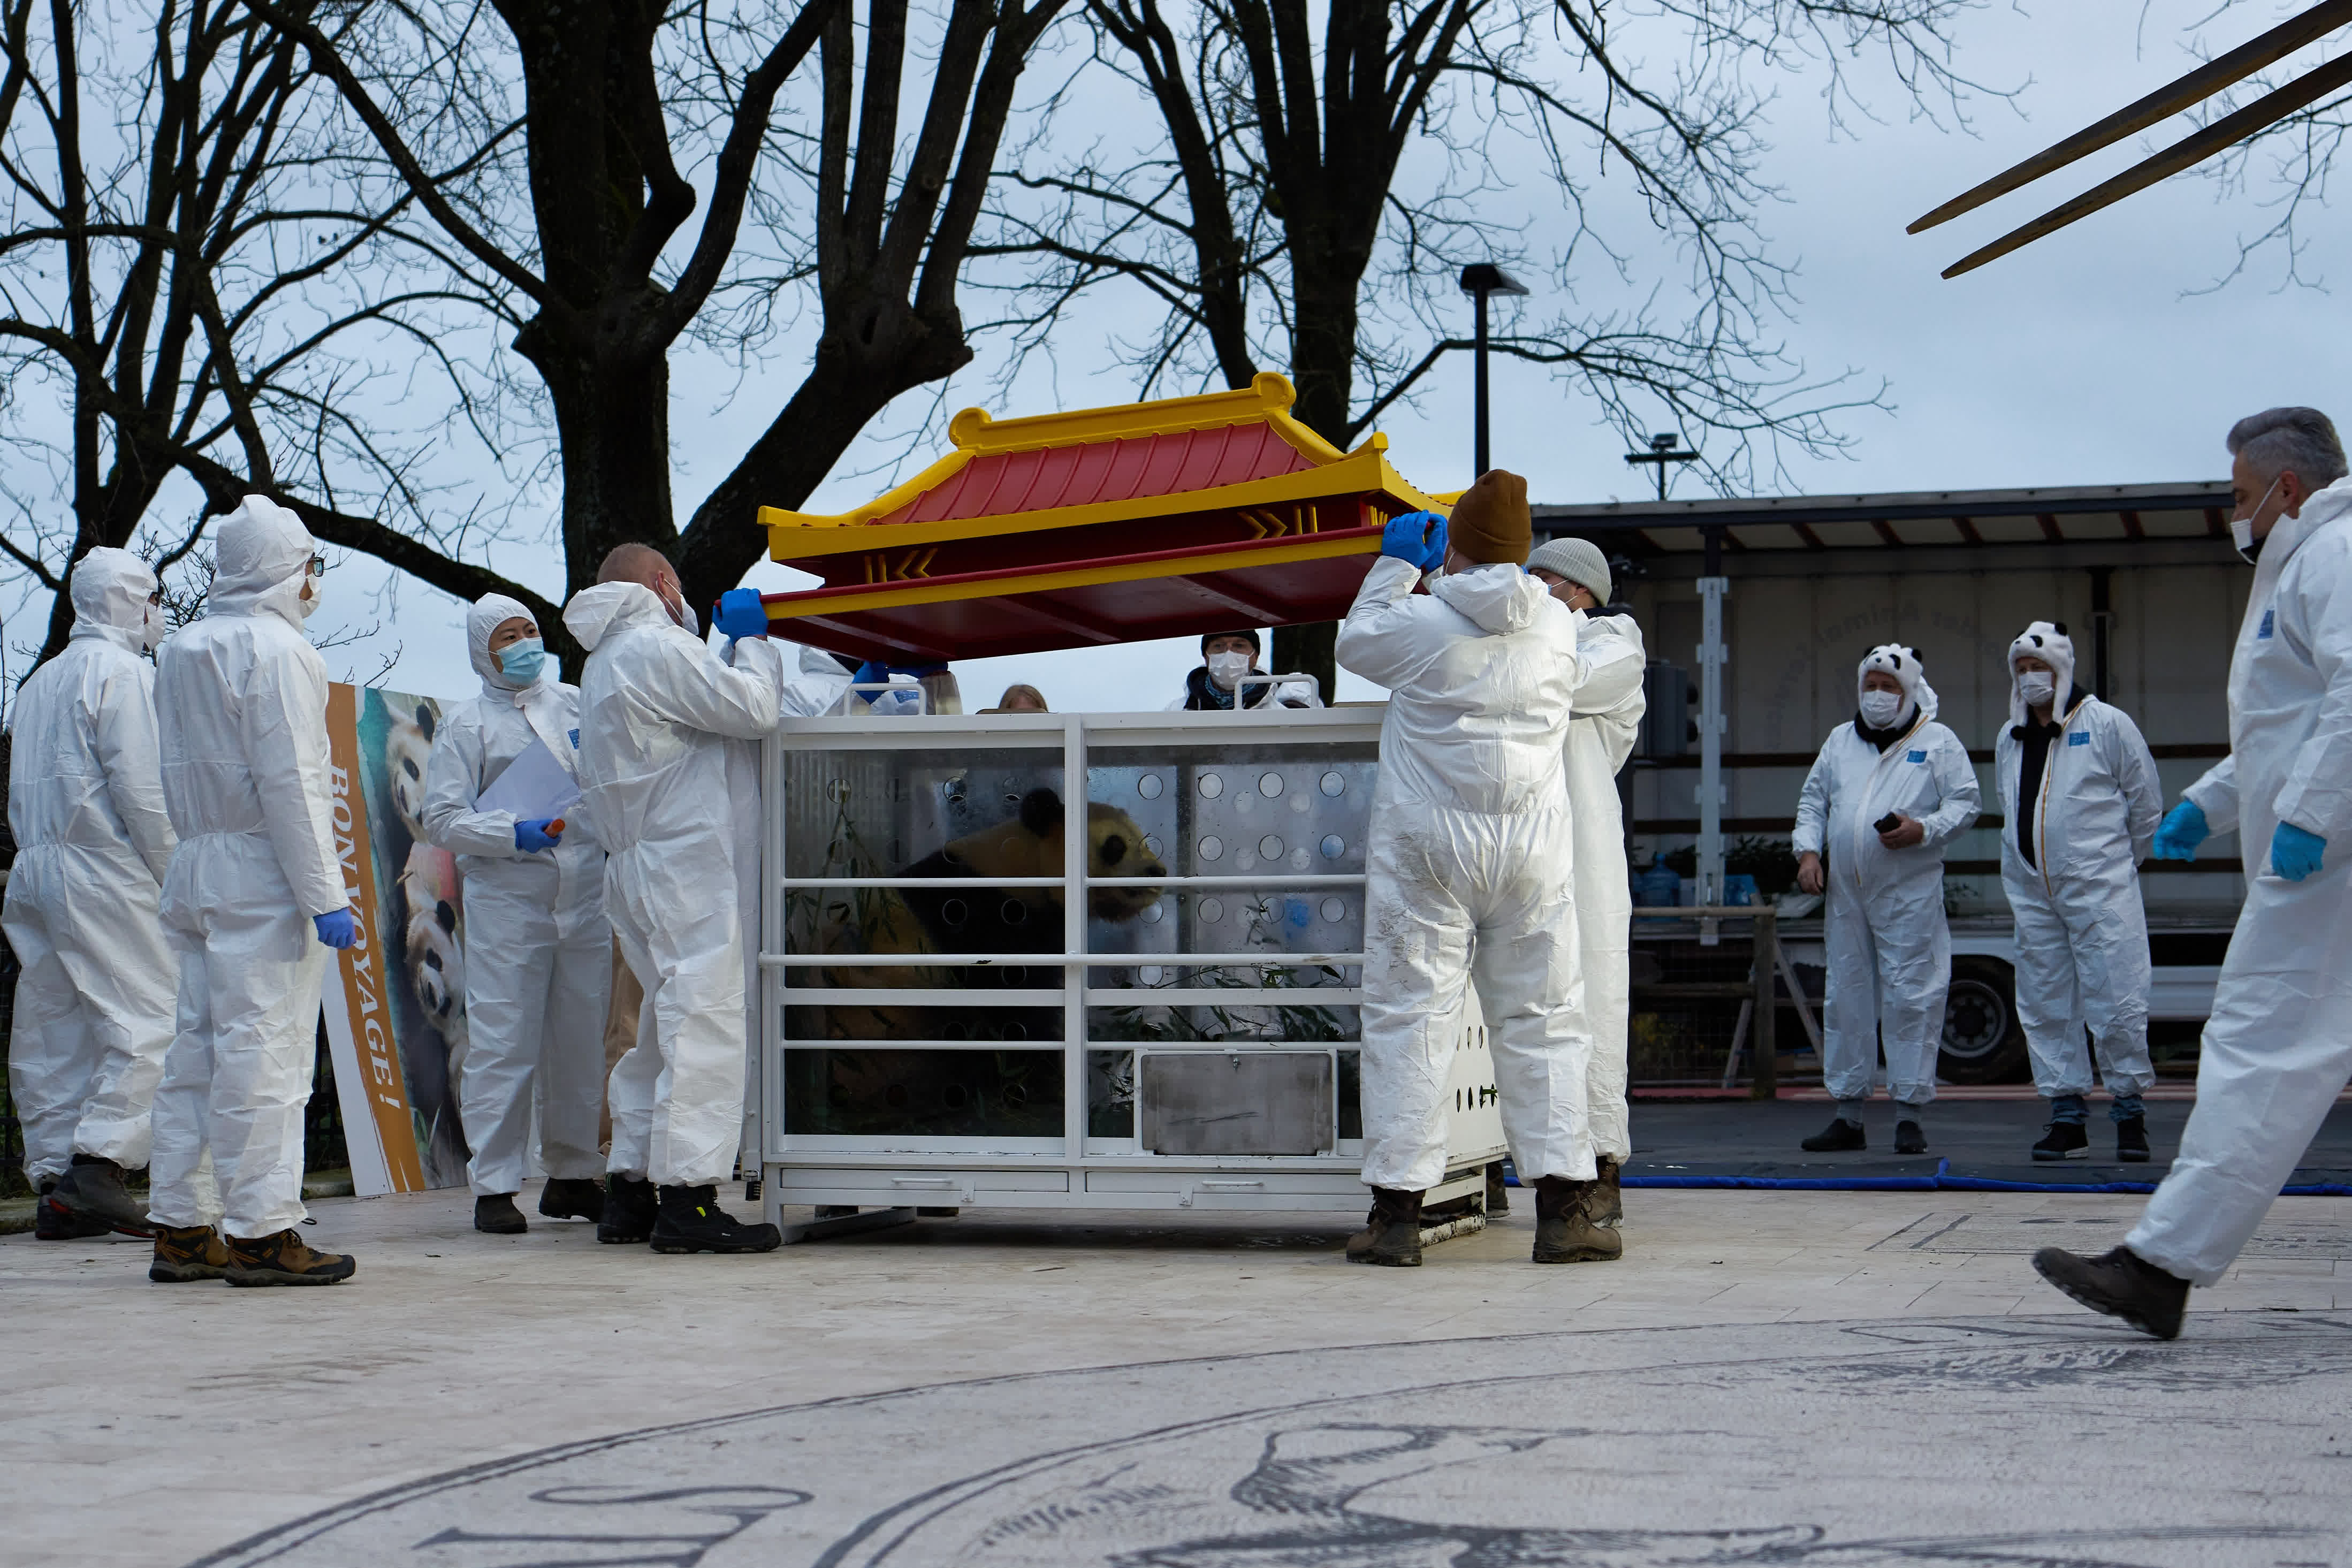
[1337,556,1591,1193]
[1792,648,1981,1109]
[563,583,786,1189]
[2126,476,2352,1284]
[1993,624,2162,1108]
[420,595,611,1197]
[1566,612,1647,1166]
[3,549,178,1181]
[148,498,344,1238]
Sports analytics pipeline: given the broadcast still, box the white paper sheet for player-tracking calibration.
[477,736,582,821]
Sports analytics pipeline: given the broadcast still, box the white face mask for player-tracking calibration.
[298,579,322,620]
[1206,650,1252,689]
[660,582,694,634]
[140,605,161,653]
[1858,689,1904,729]
[2231,476,2280,563]
[2017,671,2056,708]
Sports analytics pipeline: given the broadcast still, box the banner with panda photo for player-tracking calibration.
[322,683,470,1196]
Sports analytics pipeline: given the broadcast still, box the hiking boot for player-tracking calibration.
[35,1193,112,1241]
[223,1229,356,1287]
[2032,1121,2090,1161]
[598,1174,657,1245]
[2115,1115,2151,1163]
[1800,1116,1866,1152]
[1485,1162,1511,1216]
[649,1185,782,1254]
[1532,1175,1622,1263]
[1593,1156,1624,1228]
[53,1155,155,1237]
[474,1193,527,1235]
[538,1177,605,1222]
[2032,1245,2189,1340]
[1345,1188,1424,1267]
[150,1224,231,1283]
[1894,1119,1928,1155]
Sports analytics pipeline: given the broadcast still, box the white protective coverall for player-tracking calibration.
[1337,556,1590,1193]
[1791,648,1981,1109]
[1565,611,1646,1165]
[2126,476,2352,1284]
[1993,624,2163,1106]
[563,583,786,1188]
[3,549,177,1180]
[148,498,344,1238]
[420,595,611,1197]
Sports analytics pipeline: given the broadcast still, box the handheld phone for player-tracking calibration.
[1873,811,1902,834]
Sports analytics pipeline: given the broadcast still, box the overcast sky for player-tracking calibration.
[288,0,2352,711]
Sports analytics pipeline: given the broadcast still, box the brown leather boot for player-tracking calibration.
[1345,1188,1424,1267]
[223,1228,357,1287]
[1594,1155,1624,1228]
[1533,1175,1622,1263]
[150,1224,231,1283]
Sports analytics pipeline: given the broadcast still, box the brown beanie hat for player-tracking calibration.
[1445,469,1532,565]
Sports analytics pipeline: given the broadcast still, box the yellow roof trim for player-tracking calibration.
[765,372,1366,535]
[765,447,1445,561]
[766,534,1379,621]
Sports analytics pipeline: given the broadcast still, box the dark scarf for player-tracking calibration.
[1183,665,1273,711]
[2010,685,2085,869]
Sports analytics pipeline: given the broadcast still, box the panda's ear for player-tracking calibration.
[435,899,457,932]
[416,703,436,741]
[1019,788,1063,837]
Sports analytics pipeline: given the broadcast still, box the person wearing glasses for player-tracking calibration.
[144,497,362,1287]
[5,549,179,1241]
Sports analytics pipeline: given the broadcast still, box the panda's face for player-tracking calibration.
[1085,804,1165,920]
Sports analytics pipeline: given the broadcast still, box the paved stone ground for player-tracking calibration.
[4,1181,2349,1567]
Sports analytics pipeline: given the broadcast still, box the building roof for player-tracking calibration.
[1534,481,2236,573]
[757,374,1445,663]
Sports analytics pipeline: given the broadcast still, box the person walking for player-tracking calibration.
[146,497,360,1286]
[420,595,611,1235]
[6,548,178,1239]
[1527,537,1645,1230]
[1337,472,1603,1267]
[1995,621,2163,1163]
[2036,407,2352,1339]
[1792,646,1981,1155]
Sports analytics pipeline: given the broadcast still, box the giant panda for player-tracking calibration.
[810,788,1164,1041]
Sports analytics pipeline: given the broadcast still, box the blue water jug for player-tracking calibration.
[1632,861,1681,908]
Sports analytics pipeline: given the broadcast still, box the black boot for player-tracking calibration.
[649,1184,782,1254]
[1533,1175,1622,1263]
[538,1177,606,1222]
[34,1192,112,1241]
[2032,1122,2089,1161]
[2115,1116,2151,1163]
[53,1154,155,1237]
[1345,1188,1424,1267]
[474,1193,528,1234]
[2031,1245,2190,1339]
[1800,1115,1866,1152]
[1593,1155,1624,1229]
[1894,1119,1928,1155]
[597,1173,658,1245]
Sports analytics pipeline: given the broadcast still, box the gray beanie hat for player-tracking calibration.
[1526,537,1611,604]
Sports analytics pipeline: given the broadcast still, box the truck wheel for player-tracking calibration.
[1939,957,2029,1084]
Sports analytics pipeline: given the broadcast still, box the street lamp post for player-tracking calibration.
[1458,263,1528,476]
[1624,432,1699,501]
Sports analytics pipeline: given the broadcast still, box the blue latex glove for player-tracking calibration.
[713,588,769,640]
[853,659,889,688]
[313,909,359,949]
[2150,800,2209,861]
[2271,820,2326,881]
[1381,510,1447,569]
[515,817,564,854]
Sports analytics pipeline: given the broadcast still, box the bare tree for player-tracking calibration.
[232,0,1071,649]
[995,0,1998,689]
[0,0,534,672]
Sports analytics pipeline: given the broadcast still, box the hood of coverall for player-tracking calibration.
[468,592,545,696]
[68,546,160,656]
[1858,643,1938,732]
[562,581,675,654]
[207,496,317,627]
[2007,621,2077,730]
[1431,557,1553,636]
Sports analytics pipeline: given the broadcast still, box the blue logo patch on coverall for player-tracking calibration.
[2069,732,2091,747]
[1906,750,1926,764]
[2259,610,2275,639]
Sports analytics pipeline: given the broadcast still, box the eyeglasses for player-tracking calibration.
[307,554,328,578]
[146,590,163,606]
